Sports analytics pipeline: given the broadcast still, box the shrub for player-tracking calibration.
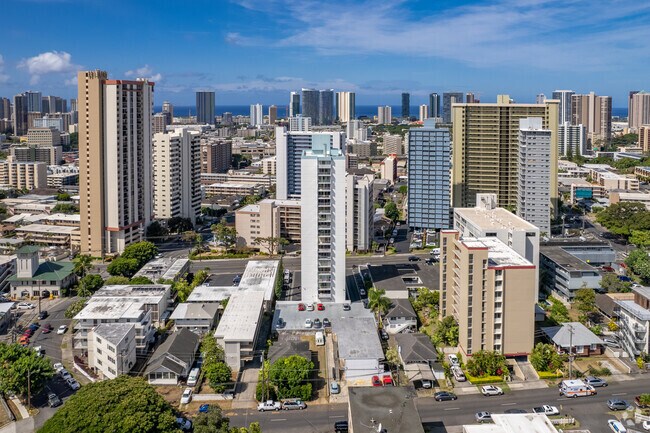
[466,374,505,385]
[587,365,611,376]
[537,371,564,379]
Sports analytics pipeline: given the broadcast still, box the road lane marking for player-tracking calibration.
[501,403,517,406]
[612,392,627,396]
[270,419,287,422]
[329,415,345,418]
[444,408,460,411]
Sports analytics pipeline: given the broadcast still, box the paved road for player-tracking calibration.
[226,377,650,432]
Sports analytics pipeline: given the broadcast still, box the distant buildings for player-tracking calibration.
[196,91,215,125]
[289,91,300,117]
[319,89,334,125]
[336,91,355,123]
[268,105,277,124]
[250,103,263,127]
[628,91,650,131]
[12,93,29,136]
[429,93,440,118]
[552,90,574,124]
[380,154,398,184]
[558,122,587,156]
[0,159,47,190]
[407,120,451,231]
[401,92,410,118]
[571,92,612,146]
[442,92,463,123]
[640,125,650,152]
[200,140,232,173]
[383,134,403,155]
[289,115,312,132]
[418,104,428,122]
[236,199,302,249]
[377,105,392,125]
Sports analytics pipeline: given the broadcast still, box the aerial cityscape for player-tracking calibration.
[1,1,650,433]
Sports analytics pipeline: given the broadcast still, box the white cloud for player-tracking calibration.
[203,75,357,93]
[0,54,9,84]
[64,75,78,86]
[125,65,162,82]
[18,51,80,84]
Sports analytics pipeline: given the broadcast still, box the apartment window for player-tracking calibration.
[97,359,103,365]
[97,348,102,355]
[96,337,102,344]
[108,356,116,364]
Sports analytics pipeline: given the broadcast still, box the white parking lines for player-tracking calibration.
[270,419,287,422]
[612,392,627,396]
[329,415,345,418]
[501,402,517,406]
[444,408,460,411]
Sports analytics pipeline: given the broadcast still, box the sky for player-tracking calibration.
[1,0,649,107]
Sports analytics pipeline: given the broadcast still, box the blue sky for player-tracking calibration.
[1,0,649,107]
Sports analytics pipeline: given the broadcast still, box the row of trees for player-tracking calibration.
[530,342,563,373]
[107,241,158,278]
[0,343,54,402]
[200,335,232,393]
[595,202,650,239]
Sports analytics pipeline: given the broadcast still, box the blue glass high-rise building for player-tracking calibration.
[401,93,410,118]
[429,93,440,118]
[196,91,215,125]
[442,92,463,123]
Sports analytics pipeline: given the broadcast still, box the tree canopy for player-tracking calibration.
[253,236,288,257]
[192,405,261,433]
[211,221,237,248]
[121,241,158,267]
[38,376,179,433]
[78,274,104,297]
[367,287,392,317]
[626,248,650,284]
[104,275,132,286]
[574,288,596,316]
[200,335,231,391]
[107,257,141,278]
[52,203,79,214]
[0,343,54,399]
[600,272,631,293]
[266,355,314,401]
[466,350,507,377]
[384,201,399,221]
[433,316,459,346]
[596,202,650,237]
[73,254,94,277]
[530,342,563,372]
[168,217,194,233]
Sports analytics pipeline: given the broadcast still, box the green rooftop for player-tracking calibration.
[9,261,75,282]
[16,245,41,255]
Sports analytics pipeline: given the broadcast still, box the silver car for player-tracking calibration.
[282,399,306,410]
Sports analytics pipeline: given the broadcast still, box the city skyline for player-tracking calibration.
[1,0,649,106]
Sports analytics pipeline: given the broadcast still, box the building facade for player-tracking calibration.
[552,90,575,124]
[383,134,403,155]
[289,91,300,117]
[628,91,650,131]
[346,173,374,252]
[571,92,612,146]
[377,106,392,125]
[235,199,302,249]
[0,159,47,190]
[429,93,440,118]
[200,140,232,173]
[401,93,410,118]
[88,323,137,380]
[250,103,263,127]
[558,122,587,156]
[442,92,463,123]
[196,91,215,125]
[336,91,355,123]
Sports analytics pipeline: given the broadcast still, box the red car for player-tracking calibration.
[23,329,33,337]
[317,303,325,311]
[382,375,393,386]
[42,324,53,334]
[372,376,382,387]
[298,303,306,311]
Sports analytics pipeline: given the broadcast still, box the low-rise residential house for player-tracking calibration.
[395,333,441,383]
[88,323,137,380]
[144,328,200,385]
[615,287,650,357]
[541,322,604,357]
[170,303,219,335]
[8,246,75,299]
[383,299,418,334]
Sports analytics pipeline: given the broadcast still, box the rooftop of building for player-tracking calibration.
[15,224,79,234]
[238,260,279,301]
[348,386,424,433]
[616,300,650,321]
[539,246,597,271]
[8,260,74,282]
[214,291,265,342]
[93,284,170,298]
[454,207,538,232]
[332,314,384,361]
[92,323,134,346]
[394,333,438,364]
[541,322,604,348]
[633,286,650,300]
[463,413,558,433]
[75,298,148,321]
[558,177,593,187]
[366,264,421,295]
[237,204,260,213]
[460,237,533,268]
[170,302,219,321]
[134,258,189,281]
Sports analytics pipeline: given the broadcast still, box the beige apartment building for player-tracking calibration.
[639,125,650,153]
[10,145,62,165]
[26,127,61,146]
[201,141,232,173]
[78,70,154,257]
[0,159,47,190]
[451,95,559,215]
[439,230,536,357]
[235,199,301,251]
[383,134,403,155]
[628,91,650,131]
[571,92,612,146]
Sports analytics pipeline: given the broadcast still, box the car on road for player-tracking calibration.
[317,303,325,311]
[343,304,351,311]
[42,323,53,334]
[38,310,48,320]
[425,258,435,265]
[322,318,331,327]
[282,399,306,410]
[47,393,62,408]
[607,399,629,411]
[334,421,349,433]
[257,400,281,411]
[504,409,527,414]
[57,325,67,335]
[298,303,305,311]
[371,376,382,386]
[199,404,211,413]
[434,391,457,401]
[304,319,313,328]
[17,302,35,309]
[232,275,241,285]
[481,385,503,396]
[608,419,627,433]
[475,412,492,423]
[306,303,315,311]
[66,377,80,390]
[180,388,192,404]
[585,376,608,387]
[28,323,40,331]
[408,256,420,262]
[532,405,559,416]
[330,381,340,394]
[33,346,44,357]
[176,417,192,431]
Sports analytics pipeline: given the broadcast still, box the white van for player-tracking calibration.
[187,367,201,387]
[559,379,596,398]
[431,248,441,256]
[315,331,325,346]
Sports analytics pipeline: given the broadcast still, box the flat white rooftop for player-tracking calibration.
[239,260,279,301]
[259,198,300,207]
[461,237,533,268]
[214,291,265,342]
[75,298,147,321]
[454,207,538,231]
[186,285,238,303]
[16,224,79,234]
[463,413,558,433]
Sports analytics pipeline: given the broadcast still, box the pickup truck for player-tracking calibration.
[532,405,560,416]
[257,400,281,412]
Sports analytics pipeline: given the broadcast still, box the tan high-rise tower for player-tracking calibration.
[452,95,559,216]
[78,70,154,257]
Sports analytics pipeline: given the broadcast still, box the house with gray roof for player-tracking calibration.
[8,245,75,299]
[383,298,417,334]
[145,328,200,385]
[170,302,219,335]
[394,333,443,383]
[541,322,604,357]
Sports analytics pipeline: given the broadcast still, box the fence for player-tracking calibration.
[550,417,575,426]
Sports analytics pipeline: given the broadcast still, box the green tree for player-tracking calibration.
[38,376,179,433]
[211,220,237,249]
[204,361,232,393]
[0,343,54,400]
[64,298,87,319]
[411,287,439,313]
[73,253,94,278]
[596,202,650,237]
[367,287,392,318]
[530,342,563,372]
[240,195,262,206]
[192,270,209,287]
[397,185,408,195]
[167,217,194,233]
[52,203,79,214]
[268,355,314,401]
[574,288,596,316]
[433,316,459,346]
[385,347,401,367]
[630,230,650,247]
[121,241,158,267]
[384,201,399,221]
[626,248,650,283]
[253,236,289,257]
[192,405,261,433]
[172,278,192,302]
[465,350,508,377]
[104,275,132,285]
[201,335,225,365]
[130,276,154,285]
[548,297,570,323]
[146,221,168,239]
[600,272,632,293]
[56,192,71,201]
[107,257,141,278]
[78,274,104,296]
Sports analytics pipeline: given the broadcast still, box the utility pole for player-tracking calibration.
[568,324,574,380]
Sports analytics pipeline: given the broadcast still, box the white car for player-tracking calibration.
[59,370,72,381]
[608,419,627,433]
[304,319,313,328]
[257,400,281,412]
[17,302,35,310]
[53,363,64,372]
[448,354,460,366]
[532,405,559,416]
[57,325,67,335]
[642,420,650,430]
[481,385,503,396]
[180,388,192,404]
[66,377,80,390]
[306,303,315,311]
[33,346,44,357]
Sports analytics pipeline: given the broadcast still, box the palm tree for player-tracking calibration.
[367,287,392,320]
[73,254,94,278]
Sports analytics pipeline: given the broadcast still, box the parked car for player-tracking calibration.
[371,376,382,386]
[334,421,349,433]
[408,256,420,262]
[53,363,64,372]
[33,346,44,357]
[379,329,389,341]
[298,303,306,311]
[585,376,608,387]
[66,377,80,391]
[176,417,192,431]
[17,302,35,310]
[330,381,340,394]
[42,323,53,334]
[232,275,241,285]
[282,399,306,410]
[257,400,281,412]
[608,419,627,433]
[382,375,393,386]
[359,288,366,296]
[317,303,325,311]
[343,304,351,311]
[434,391,457,401]
[323,318,331,327]
[532,405,559,415]
[425,258,435,265]
[304,319,313,328]
[481,385,503,396]
[199,404,211,413]
[180,388,193,404]
[475,412,492,423]
[306,303,315,311]
[420,379,433,389]
[642,420,650,430]
[38,310,48,320]
[57,325,68,335]
[59,370,72,381]
[28,323,40,331]
[47,393,62,408]
[313,318,322,328]
[607,399,629,411]
[276,318,286,329]
[448,354,460,366]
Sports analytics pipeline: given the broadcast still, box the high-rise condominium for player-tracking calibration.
[26,91,42,113]
[452,95,559,214]
[628,91,650,131]
[336,91,355,123]
[517,118,551,235]
[275,127,344,199]
[302,88,319,124]
[319,89,334,125]
[407,119,451,231]
[12,93,29,136]
[289,92,300,117]
[250,103,263,126]
[0,97,10,120]
[571,92,612,146]
[536,93,546,104]
[78,70,154,256]
[383,135,403,156]
[429,93,440,118]
[442,92,463,123]
[301,137,346,303]
[289,115,312,132]
[201,140,232,173]
[162,101,174,119]
[268,105,277,125]
[377,106,392,125]
[558,122,586,156]
[346,172,374,252]
[401,93,410,118]
[552,90,574,124]
[196,91,215,125]
[419,105,429,122]
[465,93,476,103]
[153,128,202,224]
[152,113,169,134]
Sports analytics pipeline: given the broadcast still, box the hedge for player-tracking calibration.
[466,374,505,385]
[538,371,564,379]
